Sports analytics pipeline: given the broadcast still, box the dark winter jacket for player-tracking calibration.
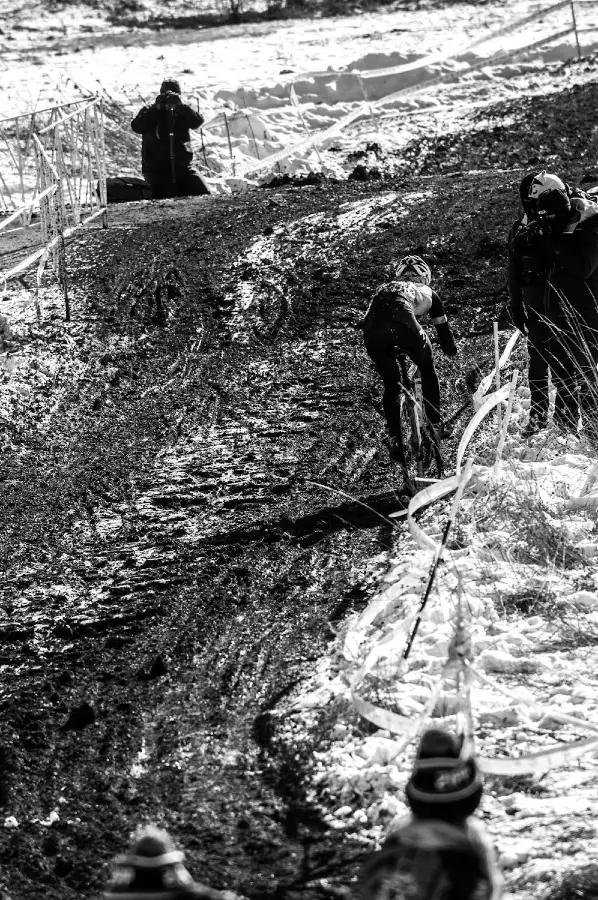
[507,213,545,331]
[509,198,598,329]
[356,815,503,900]
[546,199,598,318]
[131,102,204,176]
[104,858,228,900]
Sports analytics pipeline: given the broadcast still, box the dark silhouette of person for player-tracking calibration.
[131,79,210,200]
[509,171,598,434]
[362,254,458,461]
[355,729,503,900]
[103,825,237,900]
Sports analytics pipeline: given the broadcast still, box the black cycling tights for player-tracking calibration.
[363,308,442,441]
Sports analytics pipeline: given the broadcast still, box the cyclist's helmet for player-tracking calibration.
[395,255,432,286]
[528,170,566,202]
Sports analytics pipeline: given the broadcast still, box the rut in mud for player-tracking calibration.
[1,176,514,899]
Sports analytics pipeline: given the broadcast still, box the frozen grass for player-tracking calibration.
[464,480,587,570]
[542,864,598,900]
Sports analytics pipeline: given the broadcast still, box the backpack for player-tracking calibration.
[101,176,152,204]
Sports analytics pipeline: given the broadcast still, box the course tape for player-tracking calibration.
[227,0,575,174]
[479,736,598,775]
[456,385,510,475]
[371,27,574,111]
[278,0,570,86]
[473,330,520,411]
[0,205,105,283]
[347,324,598,773]
[407,474,462,552]
[239,21,576,175]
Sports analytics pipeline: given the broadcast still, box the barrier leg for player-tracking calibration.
[571,1,581,57]
[493,321,502,434]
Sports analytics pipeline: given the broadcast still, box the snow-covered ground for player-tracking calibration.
[286,364,598,895]
[4,0,598,196]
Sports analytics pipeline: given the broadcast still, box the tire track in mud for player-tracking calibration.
[84,282,404,899]
[0,177,510,899]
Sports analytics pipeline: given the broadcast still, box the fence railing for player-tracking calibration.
[0,97,107,312]
[0,100,91,223]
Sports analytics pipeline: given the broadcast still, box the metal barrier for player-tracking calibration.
[0,97,107,313]
[0,99,89,222]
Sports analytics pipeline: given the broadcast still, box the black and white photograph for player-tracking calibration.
[3,0,598,898]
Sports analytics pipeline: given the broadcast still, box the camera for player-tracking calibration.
[157,91,181,110]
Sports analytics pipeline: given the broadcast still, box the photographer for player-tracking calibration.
[534,186,598,433]
[508,171,552,435]
[131,79,209,199]
[509,172,598,434]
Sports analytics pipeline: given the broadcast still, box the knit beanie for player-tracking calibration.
[405,729,483,821]
[103,826,195,899]
[160,80,182,95]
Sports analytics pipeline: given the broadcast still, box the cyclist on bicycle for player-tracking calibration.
[362,255,458,458]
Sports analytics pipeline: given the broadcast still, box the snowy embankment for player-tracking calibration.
[178,0,598,187]
[283,356,598,893]
[4,0,598,195]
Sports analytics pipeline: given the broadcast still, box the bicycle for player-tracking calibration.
[391,353,444,496]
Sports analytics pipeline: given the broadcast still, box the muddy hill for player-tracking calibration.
[2,53,598,900]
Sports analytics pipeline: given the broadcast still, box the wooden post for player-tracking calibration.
[245,113,260,161]
[571,1,581,58]
[96,100,108,228]
[200,128,209,172]
[290,84,323,171]
[493,321,502,433]
[223,113,235,177]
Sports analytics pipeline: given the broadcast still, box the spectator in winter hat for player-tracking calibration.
[508,171,553,435]
[103,825,236,900]
[355,728,503,900]
[131,79,210,200]
[534,185,598,433]
[509,172,598,435]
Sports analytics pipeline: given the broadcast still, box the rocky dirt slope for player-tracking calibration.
[2,48,598,900]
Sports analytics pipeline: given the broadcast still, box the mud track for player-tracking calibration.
[0,176,514,899]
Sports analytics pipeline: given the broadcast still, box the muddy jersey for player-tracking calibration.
[367,280,434,318]
[364,280,457,357]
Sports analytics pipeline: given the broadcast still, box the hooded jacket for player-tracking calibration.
[509,197,598,326]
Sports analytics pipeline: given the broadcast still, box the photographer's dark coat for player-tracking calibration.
[131,103,204,177]
[508,213,551,423]
[508,197,598,428]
